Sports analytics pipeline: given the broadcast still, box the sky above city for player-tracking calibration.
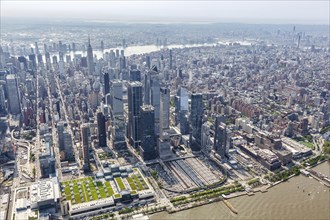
[1,1,329,24]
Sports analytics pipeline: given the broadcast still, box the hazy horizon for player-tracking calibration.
[1,1,329,25]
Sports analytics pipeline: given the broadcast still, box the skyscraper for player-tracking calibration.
[0,84,6,114]
[180,88,189,111]
[160,87,170,137]
[127,81,143,148]
[111,80,123,116]
[103,72,110,95]
[81,123,91,172]
[129,69,141,82]
[101,40,104,53]
[144,65,160,135]
[63,130,74,161]
[139,105,157,161]
[179,110,190,135]
[97,111,107,147]
[35,42,40,55]
[190,93,203,151]
[39,142,56,178]
[28,54,37,70]
[87,37,94,75]
[146,56,151,69]
[57,121,65,151]
[158,88,172,159]
[169,49,173,70]
[6,74,20,115]
[110,116,126,150]
[214,116,228,159]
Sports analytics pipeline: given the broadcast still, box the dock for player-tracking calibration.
[222,199,238,214]
[305,169,330,188]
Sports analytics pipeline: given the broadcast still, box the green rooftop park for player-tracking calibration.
[60,169,149,205]
[61,177,114,205]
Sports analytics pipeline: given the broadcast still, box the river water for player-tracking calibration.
[151,162,330,220]
[50,40,253,60]
[53,43,215,60]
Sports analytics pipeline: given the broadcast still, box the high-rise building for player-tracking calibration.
[111,80,123,116]
[6,74,20,115]
[28,54,37,70]
[144,65,160,135]
[57,121,65,151]
[52,55,58,64]
[63,130,74,161]
[158,87,172,159]
[97,111,107,147]
[214,116,228,159]
[72,42,76,52]
[179,110,190,135]
[190,93,203,151]
[59,41,63,52]
[169,49,173,70]
[103,72,110,95]
[87,37,94,75]
[146,56,151,69]
[0,84,6,114]
[127,81,143,148]
[129,69,141,82]
[37,54,43,64]
[35,42,40,55]
[180,87,189,111]
[201,121,213,152]
[119,56,126,70]
[39,142,56,178]
[18,56,27,70]
[110,116,126,150]
[81,123,91,172]
[160,87,170,138]
[139,105,157,161]
[300,117,309,135]
[101,40,104,53]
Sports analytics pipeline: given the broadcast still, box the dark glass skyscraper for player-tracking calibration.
[97,111,107,147]
[214,117,228,159]
[57,121,65,151]
[190,93,203,151]
[6,74,21,115]
[144,65,160,135]
[28,54,37,70]
[103,72,110,95]
[127,81,143,148]
[39,142,56,178]
[139,105,157,161]
[81,123,91,172]
[129,69,141,82]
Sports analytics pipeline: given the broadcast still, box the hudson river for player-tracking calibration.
[151,162,330,220]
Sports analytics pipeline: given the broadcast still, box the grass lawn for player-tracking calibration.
[61,177,114,204]
[132,174,148,190]
[300,141,315,149]
[115,177,126,191]
[105,182,114,196]
[127,177,137,190]
[74,194,81,203]
[81,183,88,202]
[114,193,121,198]
[73,185,79,194]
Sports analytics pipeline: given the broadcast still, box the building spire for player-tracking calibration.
[88,35,91,46]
